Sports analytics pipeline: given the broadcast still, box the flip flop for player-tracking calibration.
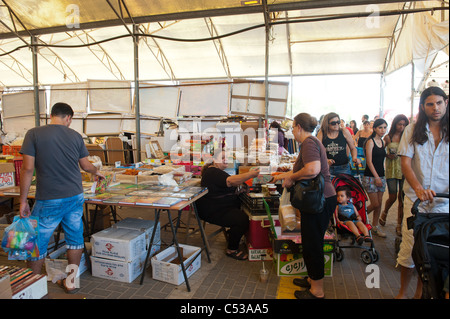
[57,278,80,294]
[294,289,324,299]
[225,249,248,261]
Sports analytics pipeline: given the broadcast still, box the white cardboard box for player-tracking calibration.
[90,251,148,283]
[151,244,201,285]
[44,245,87,282]
[91,227,147,262]
[113,217,161,250]
[247,243,274,261]
[12,275,47,299]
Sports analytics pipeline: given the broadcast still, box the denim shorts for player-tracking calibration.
[329,164,351,178]
[362,176,386,193]
[30,193,85,261]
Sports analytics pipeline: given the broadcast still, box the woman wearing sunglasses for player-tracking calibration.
[317,112,360,177]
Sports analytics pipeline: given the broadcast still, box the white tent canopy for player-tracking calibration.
[0,0,448,87]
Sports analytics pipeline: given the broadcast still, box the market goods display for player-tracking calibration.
[1,217,39,260]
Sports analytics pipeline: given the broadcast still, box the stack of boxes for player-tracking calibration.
[90,218,160,283]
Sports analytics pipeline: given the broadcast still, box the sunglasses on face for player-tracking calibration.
[328,121,340,126]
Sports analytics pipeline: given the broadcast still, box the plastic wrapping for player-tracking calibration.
[279,189,298,231]
[1,216,39,260]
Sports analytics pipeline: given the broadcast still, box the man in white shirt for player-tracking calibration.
[395,86,449,299]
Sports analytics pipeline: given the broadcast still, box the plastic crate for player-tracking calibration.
[240,192,280,216]
[2,145,21,156]
[14,159,23,186]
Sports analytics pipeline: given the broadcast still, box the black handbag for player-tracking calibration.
[288,137,326,214]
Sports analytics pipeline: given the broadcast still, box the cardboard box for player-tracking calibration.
[137,174,159,184]
[89,206,112,233]
[90,252,148,283]
[45,245,88,282]
[12,274,47,299]
[114,174,138,184]
[247,243,274,261]
[91,227,147,262]
[271,226,335,255]
[151,244,201,285]
[275,252,333,277]
[0,275,12,299]
[0,163,15,189]
[113,217,161,250]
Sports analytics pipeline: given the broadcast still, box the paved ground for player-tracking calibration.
[1,190,420,300]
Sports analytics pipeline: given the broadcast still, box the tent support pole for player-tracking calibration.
[379,73,384,118]
[410,61,415,123]
[134,24,141,162]
[263,0,270,126]
[32,35,40,127]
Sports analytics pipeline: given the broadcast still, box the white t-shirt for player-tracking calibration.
[398,123,449,213]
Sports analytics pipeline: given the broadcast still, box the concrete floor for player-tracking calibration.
[1,189,421,301]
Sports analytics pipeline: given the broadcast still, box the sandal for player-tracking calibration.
[57,278,80,294]
[356,236,364,245]
[379,213,387,226]
[226,249,248,261]
[364,236,373,242]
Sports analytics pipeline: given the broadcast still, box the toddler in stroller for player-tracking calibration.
[332,173,379,264]
[335,186,372,246]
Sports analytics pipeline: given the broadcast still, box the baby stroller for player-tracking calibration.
[407,193,449,299]
[332,173,379,264]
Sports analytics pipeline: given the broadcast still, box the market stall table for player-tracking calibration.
[84,186,210,291]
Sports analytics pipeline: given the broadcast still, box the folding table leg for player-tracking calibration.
[84,203,90,230]
[192,202,211,263]
[140,208,161,285]
[110,206,118,223]
[166,209,191,292]
[89,204,99,237]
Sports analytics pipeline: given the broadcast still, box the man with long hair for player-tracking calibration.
[395,86,449,299]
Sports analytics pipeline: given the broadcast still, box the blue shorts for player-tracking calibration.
[30,193,85,261]
[329,164,351,177]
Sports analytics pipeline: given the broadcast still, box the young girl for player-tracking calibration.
[380,114,409,236]
[335,186,372,245]
[362,118,388,237]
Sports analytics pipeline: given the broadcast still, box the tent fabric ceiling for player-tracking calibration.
[0,0,448,87]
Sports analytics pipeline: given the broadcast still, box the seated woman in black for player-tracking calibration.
[196,150,260,260]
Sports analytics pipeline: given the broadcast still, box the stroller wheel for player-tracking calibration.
[361,250,374,264]
[334,248,344,262]
[371,249,379,263]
